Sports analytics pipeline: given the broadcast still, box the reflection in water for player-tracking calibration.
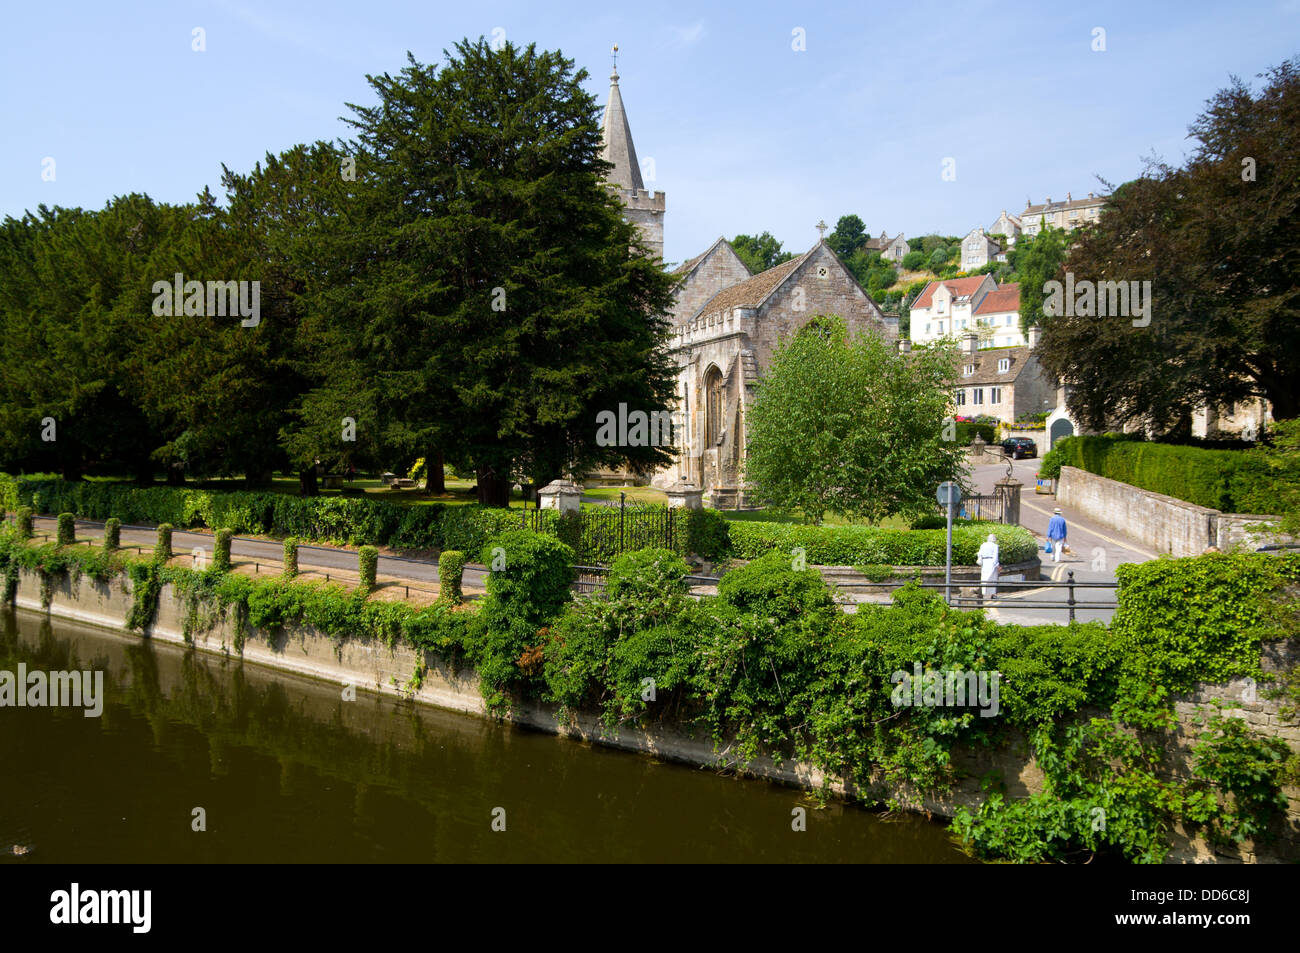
[0,609,975,863]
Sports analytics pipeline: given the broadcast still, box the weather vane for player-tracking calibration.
[611,43,619,74]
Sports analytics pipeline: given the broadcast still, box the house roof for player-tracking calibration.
[1022,193,1107,216]
[954,345,1034,386]
[912,276,989,310]
[863,232,904,251]
[974,283,1020,315]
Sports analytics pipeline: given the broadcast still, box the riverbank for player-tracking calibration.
[7,556,1298,864]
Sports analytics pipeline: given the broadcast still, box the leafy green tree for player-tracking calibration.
[744,316,965,524]
[1037,58,1300,429]
[1011,224,1070,336]
[826,214,867,258]
[902,249,927,271]
[730,231,794,274]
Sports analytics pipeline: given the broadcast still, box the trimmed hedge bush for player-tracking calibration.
[725,520,1036,566]
[1042,435,1278,513]
[154,524,173,561]
[283,537,299,577]
[56,512,75,545]
[439,550,466,603]
[15,506,33,540]
[103,517,121,552]
[213,528,233,573]
[358,546,379,589]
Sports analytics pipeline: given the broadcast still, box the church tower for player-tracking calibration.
[601,47,665,260]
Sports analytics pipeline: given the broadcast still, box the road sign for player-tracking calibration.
[936,482,962,507]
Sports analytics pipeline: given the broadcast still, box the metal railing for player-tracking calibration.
[837,570,1118,621]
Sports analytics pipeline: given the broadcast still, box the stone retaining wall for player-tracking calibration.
[9,564,1297,863]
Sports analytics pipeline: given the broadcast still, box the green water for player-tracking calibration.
[0,609,974,863]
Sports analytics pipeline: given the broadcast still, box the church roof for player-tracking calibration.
[601,68,644,192]
[690,246,815,318]
[673,236,746,277]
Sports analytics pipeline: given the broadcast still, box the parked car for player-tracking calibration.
[1001,437,1037,459]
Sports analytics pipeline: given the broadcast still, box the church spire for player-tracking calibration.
[601,44,645,192]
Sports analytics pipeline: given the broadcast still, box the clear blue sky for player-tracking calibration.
[3,0,1296,266]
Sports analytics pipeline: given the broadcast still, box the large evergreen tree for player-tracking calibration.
[296,40,679,505]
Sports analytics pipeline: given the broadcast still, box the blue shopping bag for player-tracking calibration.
[1044,540,1053,554]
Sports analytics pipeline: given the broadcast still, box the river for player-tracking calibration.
[0,608,974,863]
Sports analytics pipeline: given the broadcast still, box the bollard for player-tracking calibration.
[1067,570,1076,622]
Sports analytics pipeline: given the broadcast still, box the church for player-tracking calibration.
[597,56,897,507]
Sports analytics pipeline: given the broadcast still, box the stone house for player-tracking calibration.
[1019,191,1106,237]
[950,332,1057,424]
[863,231,910,263]
[989,209,1021,247]
[908,275,997,345]
[960,227,1003,272]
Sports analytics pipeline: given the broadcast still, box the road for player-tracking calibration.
[963,454,1157,625]
[28,517,490,597]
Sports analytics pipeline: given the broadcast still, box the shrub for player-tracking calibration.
[283,537,299,577]
[438,550,466,604]
[472,530,574,707]
[954,420,996,445]
[56,512,75,546]
[606,548,689,601]
[15,506,33,539]
[725,520,1036,566]
[213,528,233,573]
[717,550,836,621]
[358,546,379,589]
[154,524,173,562]
[103,517,121,552]
[684,508,730,561]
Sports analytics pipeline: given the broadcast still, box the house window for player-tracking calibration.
[963,364,974,376]
[936,300,945,313]
[997,358,1010,373]
[955,390,966,406]
[972,388,984,405]
[1006,315,1013,326]
[990,386,1002,403]
[925,323,931,335]
[938,322,945,334]
[959,319,966,329]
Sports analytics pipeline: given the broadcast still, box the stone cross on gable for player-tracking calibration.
[816,219,828,239]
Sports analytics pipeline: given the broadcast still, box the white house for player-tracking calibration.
[908,275,997,344]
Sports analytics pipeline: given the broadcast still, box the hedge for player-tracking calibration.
[1040,435,1277,513]
[725,520,1037,566]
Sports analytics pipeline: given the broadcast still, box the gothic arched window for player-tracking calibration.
[704,365,724,448]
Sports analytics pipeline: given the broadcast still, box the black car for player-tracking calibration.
[1001,437,1037,459]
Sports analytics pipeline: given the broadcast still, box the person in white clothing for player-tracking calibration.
[976,533,1000,600]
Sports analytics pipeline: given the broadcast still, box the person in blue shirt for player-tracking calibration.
[1047,508,1068,562]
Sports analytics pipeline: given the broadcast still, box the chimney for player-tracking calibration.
[1066,191,1072,202]
[1027,325,1041,349]
[1045,196,1051,204]
[1087,191,1094,199]
[964,332,978,356]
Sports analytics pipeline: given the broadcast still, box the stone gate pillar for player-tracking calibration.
[994,477,1022,526]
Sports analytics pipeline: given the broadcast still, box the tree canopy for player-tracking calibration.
[1036,57,1300,431]
[744,316,965,524]
[0,39,681,504]
[730,231,795,274]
